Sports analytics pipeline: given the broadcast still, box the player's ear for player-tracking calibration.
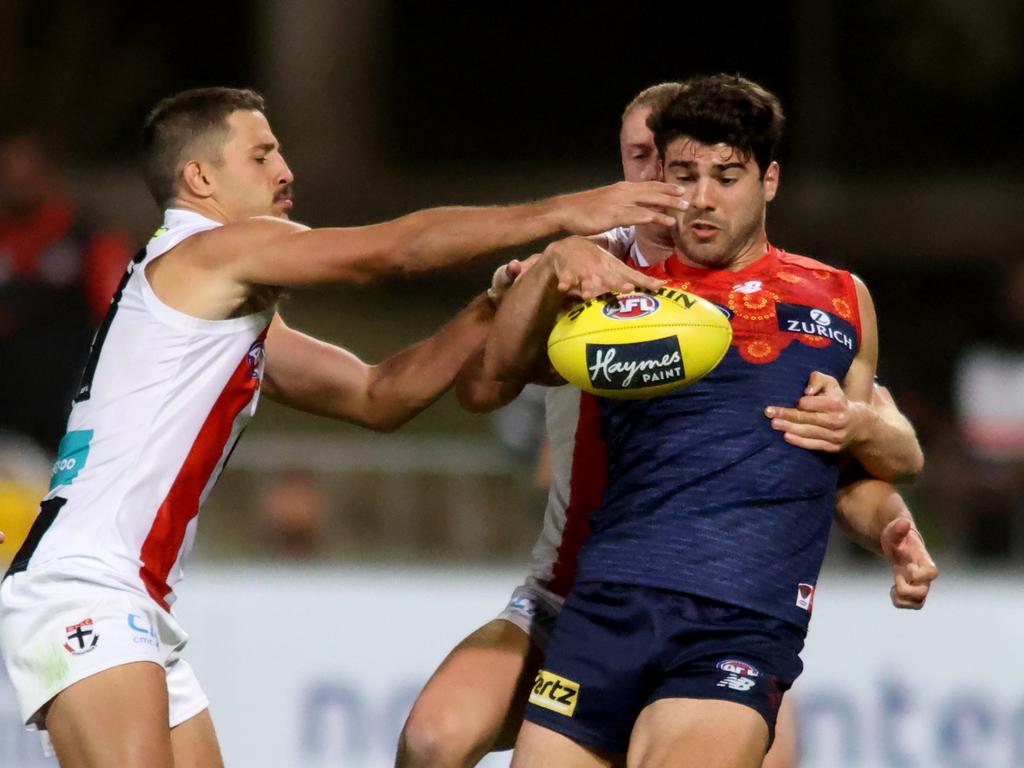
[181,159,215,199]
[762,161,780,202]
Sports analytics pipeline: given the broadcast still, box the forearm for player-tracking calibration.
[484,255,566,382]
[362,294,496,430]
[848,401,925,482]
[393,201,567,273]
[264,297,495,431]
[835,478,916,555]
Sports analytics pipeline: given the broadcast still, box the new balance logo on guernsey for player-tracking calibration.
[64,619,99,655]
[716,659,760,692]
[530,669,580,716]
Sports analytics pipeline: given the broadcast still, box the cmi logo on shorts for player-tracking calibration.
[530,669,580,717]
[64,618,100,655]
[128,613,158,647]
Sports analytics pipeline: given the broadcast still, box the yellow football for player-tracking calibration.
[547,287,733,399]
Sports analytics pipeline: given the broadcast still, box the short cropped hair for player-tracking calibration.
[142,87,266,208]
[648,74,784,177]
[621,82,684,121]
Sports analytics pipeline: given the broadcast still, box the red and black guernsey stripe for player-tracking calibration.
[546,393,608,597]
[139,329,267,609]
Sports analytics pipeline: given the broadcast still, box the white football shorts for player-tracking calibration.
[0,559,208,736]
[496,579,565,651]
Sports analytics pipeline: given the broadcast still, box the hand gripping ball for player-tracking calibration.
[547,287,733,399]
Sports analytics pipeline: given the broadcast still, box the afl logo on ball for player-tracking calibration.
[602,293,660,320]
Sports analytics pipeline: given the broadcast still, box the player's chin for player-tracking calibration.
[684,245,731,268]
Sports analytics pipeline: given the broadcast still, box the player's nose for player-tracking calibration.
[691,177,714,210]
[278,158,295,185]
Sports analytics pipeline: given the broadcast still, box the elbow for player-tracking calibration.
[890,444,925,483]
[455,380,511,414]
[366,415,405,433]
[376,215,430,278]
[357,399,410,433]
[344,252,406,285]
[906,446,925,479]
[482,344,519,384]
[455,385,491,414]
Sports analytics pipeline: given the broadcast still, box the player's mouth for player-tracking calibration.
[690,220,720,238]
[275,187,295,209]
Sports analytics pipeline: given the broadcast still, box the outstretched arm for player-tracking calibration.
[835,478,939,609]
[262,296,494,432]
[205,182,686,288]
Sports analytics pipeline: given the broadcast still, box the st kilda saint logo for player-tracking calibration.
[64,618,100,655]
[247,339,266,379]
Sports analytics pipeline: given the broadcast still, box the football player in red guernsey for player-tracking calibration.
[399,78,935,768]
[482,75,936,768]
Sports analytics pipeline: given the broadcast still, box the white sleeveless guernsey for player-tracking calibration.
[9,208,273,610]
[525,227,645,594]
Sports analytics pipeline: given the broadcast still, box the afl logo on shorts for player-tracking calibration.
[64,618,100,655]
[602,293,659,320]
[716,659,760,678]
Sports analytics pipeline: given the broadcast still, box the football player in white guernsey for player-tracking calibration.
[397,83,937,768]
[0,86,687,768]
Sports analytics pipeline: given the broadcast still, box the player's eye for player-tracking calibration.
[720,177,737,185]
[254,157,267,165]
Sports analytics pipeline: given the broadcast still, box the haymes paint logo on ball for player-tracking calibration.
[586,337,684,389]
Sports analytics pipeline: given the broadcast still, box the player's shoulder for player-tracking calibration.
[186,215,308,262]
[773,247,845,275]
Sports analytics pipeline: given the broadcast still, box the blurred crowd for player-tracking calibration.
[0,132,1021,570]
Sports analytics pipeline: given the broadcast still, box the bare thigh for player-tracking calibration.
[512,720,624,768]
[45,661,173,768]
[397,619,544,767]
[761,695,796,768]
[627,698,769,768]
[171,708,224,768]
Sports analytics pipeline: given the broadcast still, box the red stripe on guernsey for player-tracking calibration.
[547,393,608,597]
[140,333,265,610]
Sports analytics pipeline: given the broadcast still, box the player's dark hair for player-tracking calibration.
[649,74,784,177]
[142,87,266,208]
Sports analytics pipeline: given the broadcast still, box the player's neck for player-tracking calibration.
[635,231,675,265]
[168,198,231,224]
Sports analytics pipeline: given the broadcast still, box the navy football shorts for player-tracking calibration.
[523,581,806,754]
